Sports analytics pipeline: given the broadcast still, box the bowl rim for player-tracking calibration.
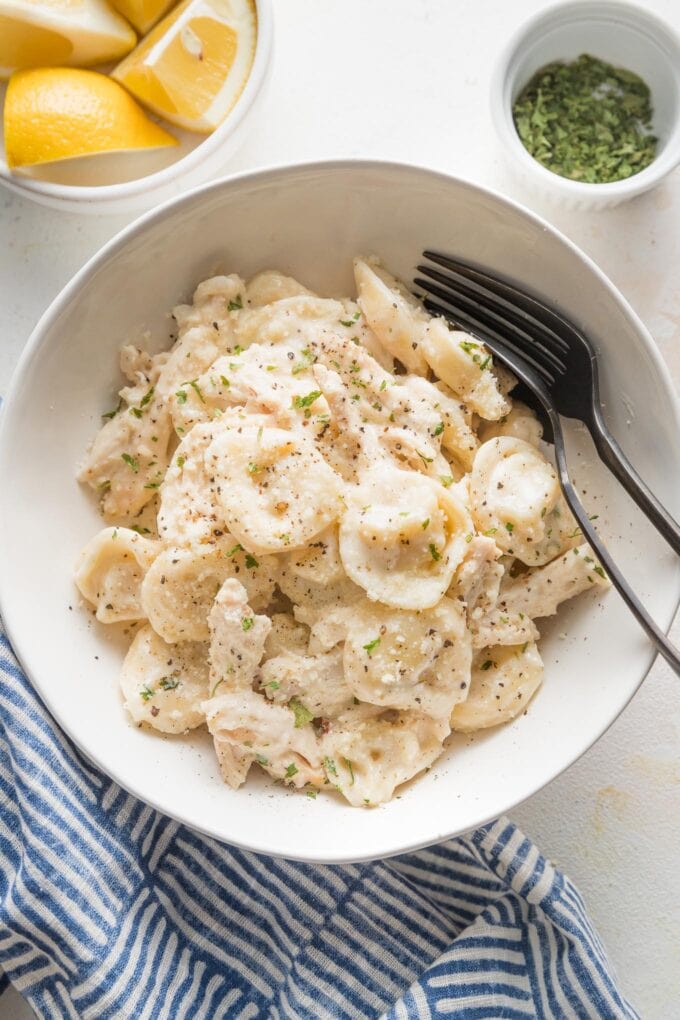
[1,158,679,862]
[490,0,680,199]
[0,0,274,206]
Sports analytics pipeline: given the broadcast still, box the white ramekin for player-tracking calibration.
[0,0,273,216]
[491,0,680,210]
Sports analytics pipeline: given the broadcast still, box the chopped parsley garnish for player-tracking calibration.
[140,685,154,702]
[293,390,322,410]
[121,453,139,472]
[158,676,180,691]
[417,451,434,466]
[480,660,494,671]
[220,375,230,388]
[227,543,244,557]
[459,340,479,356]
[429,543,441,561]
[379,380,387,392]
[290,698,314,728]
[324,757,338,776]
[432,421,445,437]
[175,389,187,404]
[505,522,515,533]
[439,475,454,488]
[344,758,355,786]
[177,456,186,469]
[306,788,318,799]
[131,525,151,535]
[292,348,316,374]
[255,753,269,766]
[363,637,381,656]
[247,462,262,474]
[512,54,657,184]
[245,554,259,569]
[182,379,205,403]
[483,527,498,536]
[228,295,243,311]
[102,398,124,420]
[129,407,143,419]
[593,565,607,579]
[144,480,161,489]
[421,518,430,530]
[285,763,299,779]
[242,617,254,632]
[339,312,361,327]
[465,533,473,543]
[479,355,491,371]
[267,680,281,690]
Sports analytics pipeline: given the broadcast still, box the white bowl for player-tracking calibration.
[1,160,678,863]
[491,0,680,209]
[0,0,273,216]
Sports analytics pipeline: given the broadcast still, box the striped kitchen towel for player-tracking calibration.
[0,627,637,1020]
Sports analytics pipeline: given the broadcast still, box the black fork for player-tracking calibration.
[414,251,680,676]
[415,251,680,555]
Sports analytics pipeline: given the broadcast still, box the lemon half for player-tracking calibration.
[4,67,177,168]
[0,0,137,78]
[112,0,257,133]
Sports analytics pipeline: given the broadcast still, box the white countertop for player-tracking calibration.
[1,1,679,1016]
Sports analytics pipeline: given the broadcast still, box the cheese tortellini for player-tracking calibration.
[76,258,609,807]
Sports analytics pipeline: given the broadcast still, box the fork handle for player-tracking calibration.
[549,409,680,676]
[589,406,680,556]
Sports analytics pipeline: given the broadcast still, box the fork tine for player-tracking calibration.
[419,291,555,384]
[423,250,578,354]
[416,264,567,376]
[420,259,570,359]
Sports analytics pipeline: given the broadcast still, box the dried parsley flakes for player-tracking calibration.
[512,54,657,183]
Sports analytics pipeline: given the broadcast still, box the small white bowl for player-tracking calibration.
[1,161,679,862]
[0,0,273,216]
[491,0,680,209]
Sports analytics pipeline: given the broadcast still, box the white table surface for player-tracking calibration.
[1,1,679,1016]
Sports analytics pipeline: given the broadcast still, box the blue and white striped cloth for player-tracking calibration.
[0,626,637,1020]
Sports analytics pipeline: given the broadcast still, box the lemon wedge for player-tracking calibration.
[112,0,257,133]
[0,0,137,79]
[108,0,178,36]
[4,67,177,168]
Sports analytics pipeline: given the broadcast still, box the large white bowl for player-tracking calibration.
[1,161,678,863]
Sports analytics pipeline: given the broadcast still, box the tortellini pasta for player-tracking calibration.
[339,598,472,718]
[206,425,344,554]
[354,256,430,374]
[420,319,511,421]
[450,643,543,732]
[140,542,277,643]
[120,625,209,734]
[75,527,160,623]
[77,258,609,806]
[339,464,472,610]
[469,436,577,565]
[321,704,450,807]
